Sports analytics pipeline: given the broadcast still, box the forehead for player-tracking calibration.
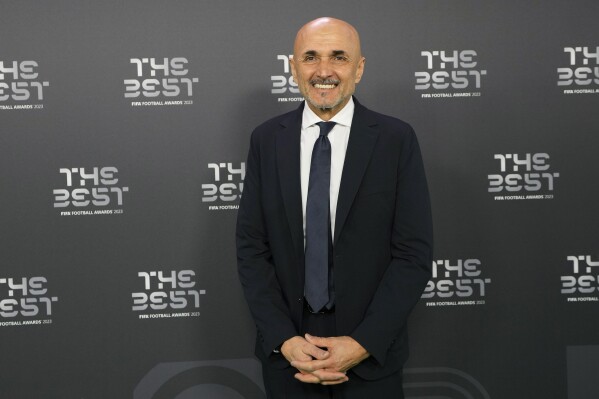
[294,23,359,55]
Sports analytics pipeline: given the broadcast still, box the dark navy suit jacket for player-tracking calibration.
[236,98,433,380]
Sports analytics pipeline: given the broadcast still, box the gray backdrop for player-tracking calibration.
[1,1,598,398]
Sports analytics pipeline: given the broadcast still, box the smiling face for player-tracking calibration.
[290,18,365,120]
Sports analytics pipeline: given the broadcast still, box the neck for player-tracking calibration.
[311,108,336,121]
[306,97,351,121]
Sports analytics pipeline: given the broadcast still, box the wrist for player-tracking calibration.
[281,335,303,358]
[348,336,370,362]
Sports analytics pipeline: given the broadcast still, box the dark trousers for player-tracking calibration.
[261,307,404,399]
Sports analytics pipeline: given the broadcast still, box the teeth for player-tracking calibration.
[314,84,336,89]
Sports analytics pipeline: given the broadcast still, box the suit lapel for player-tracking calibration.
[276,105,305,258]
[334,100,379,245]
[275,100,379,252]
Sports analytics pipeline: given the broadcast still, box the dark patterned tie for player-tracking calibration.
[305,121,336,312]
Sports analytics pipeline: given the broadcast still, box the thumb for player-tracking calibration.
[305,333,329,347]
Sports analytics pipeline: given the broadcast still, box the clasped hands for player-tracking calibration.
[281,334,369,385]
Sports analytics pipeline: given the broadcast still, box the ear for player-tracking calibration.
[354,57,366,83]
[290,55,298,82]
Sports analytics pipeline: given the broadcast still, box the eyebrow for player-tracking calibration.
[302,50,347,56]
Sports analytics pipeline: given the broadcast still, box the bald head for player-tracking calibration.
[294,17,362,59]
[290,17,366,120]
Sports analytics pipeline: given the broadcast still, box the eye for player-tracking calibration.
[331,55,349,64]
[302,55,318,64]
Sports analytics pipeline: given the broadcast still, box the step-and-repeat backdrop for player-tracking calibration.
[1,1,598,398]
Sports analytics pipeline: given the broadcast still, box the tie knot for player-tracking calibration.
[316,121,336,137]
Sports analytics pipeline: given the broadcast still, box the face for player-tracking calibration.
[290,18,365,120]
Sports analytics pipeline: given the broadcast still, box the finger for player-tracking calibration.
[311,369,348,382]
[290,359,331,372]
[293,351,312,362]
[320,376,349,386]
[305,334,330,347]
[302,342,329,360]
[294,372,321,384]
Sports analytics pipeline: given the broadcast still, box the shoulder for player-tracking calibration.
[251,107,302,139]
[355,101,416,140]
[370,109,413,133]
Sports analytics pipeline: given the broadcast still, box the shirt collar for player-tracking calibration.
[301,97,355,129]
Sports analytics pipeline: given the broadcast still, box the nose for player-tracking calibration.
[315,58,333,79]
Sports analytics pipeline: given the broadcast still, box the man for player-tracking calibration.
[237,17,432,398]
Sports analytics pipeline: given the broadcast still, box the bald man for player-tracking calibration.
[237,17,433,398]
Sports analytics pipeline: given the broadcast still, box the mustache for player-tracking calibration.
[309,79,340,85]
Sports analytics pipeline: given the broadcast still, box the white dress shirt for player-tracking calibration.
[301,97,354,241]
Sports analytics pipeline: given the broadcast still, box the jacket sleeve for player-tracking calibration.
[236,129,298,356]
[350,127,433,367]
